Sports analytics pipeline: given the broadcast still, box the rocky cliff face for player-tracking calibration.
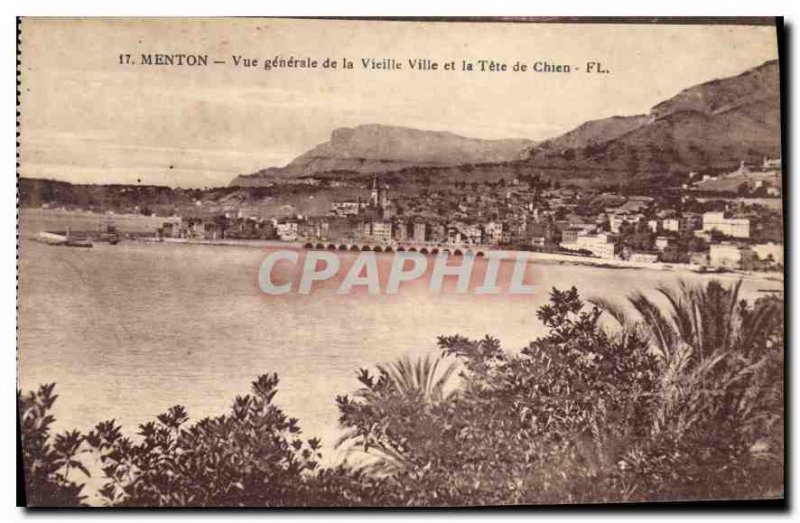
[230,124,534,186]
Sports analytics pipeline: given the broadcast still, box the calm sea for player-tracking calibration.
[18,210,783,466]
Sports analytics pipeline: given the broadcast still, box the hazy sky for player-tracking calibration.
[19,18,779,188]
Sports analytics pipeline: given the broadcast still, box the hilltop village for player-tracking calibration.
[150,157,783,272]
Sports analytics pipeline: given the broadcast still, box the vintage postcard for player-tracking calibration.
[17,17,784,507]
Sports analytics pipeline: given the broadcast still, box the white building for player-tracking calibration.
[709,243,756,269]
[331,201,364,216]
[560,232,616,260]
[446,226,462,245]
[608,215,626,234]
[630,252,659,264]
[461,224,483,245]
[369,221,392,241]
[275,221,298,241]
[483,222,503,245]
[702,212,750,239]
[662,218,680,233]
[655,236,672,252]
[412,222,427,242]
[662,214,701,235]
[609,214,642,234]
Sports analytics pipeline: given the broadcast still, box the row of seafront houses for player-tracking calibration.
[557,210,781,269]
[156,214,488,246]
[156,208,782,271]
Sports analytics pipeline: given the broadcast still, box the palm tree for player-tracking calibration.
[336,354,460,475]
[591,279,783,444]
[376,354,459,405]
[592,279,780,364]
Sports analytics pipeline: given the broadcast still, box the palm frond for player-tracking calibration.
[628,291,676,361]
[378,354,459,404]
[656,283,694,347]
[589,296,629,328]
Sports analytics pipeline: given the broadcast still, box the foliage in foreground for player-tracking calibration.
[22,375,385,507]
[19,384,87,507]
[339,283,783,504]
[20,280,784,506]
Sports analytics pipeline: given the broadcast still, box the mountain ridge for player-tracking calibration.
[232,59,780,188]
[521,59,780,182]
[231,124,535,186]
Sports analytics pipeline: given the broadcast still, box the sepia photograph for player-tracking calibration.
[16,17,784,508]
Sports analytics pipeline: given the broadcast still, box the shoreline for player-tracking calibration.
[131,236,784,284]
[18,209,783,284]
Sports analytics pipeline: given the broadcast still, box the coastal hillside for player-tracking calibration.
[230,124,534,186]
[522,59,781,183]
[529,114,653,152]
[19,177,358,218]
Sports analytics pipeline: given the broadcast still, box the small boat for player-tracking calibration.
[33,228,93,248]
[689,265,729,274]
[64,238,93,248]
[34,231,70,245]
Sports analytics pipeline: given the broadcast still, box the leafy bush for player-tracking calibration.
[19,383,88,507]
[20,376,388,507]
[84,373,360,507]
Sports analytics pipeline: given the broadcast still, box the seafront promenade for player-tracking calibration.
[136,235,783,284]
[19,209,783,284]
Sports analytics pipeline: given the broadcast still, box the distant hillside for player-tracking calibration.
[18,177,363,218]
[230,124,534,186]
[651,59,780,118]
[522,59,781,183]
[531,114,653,152]
[18,178,192,211]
